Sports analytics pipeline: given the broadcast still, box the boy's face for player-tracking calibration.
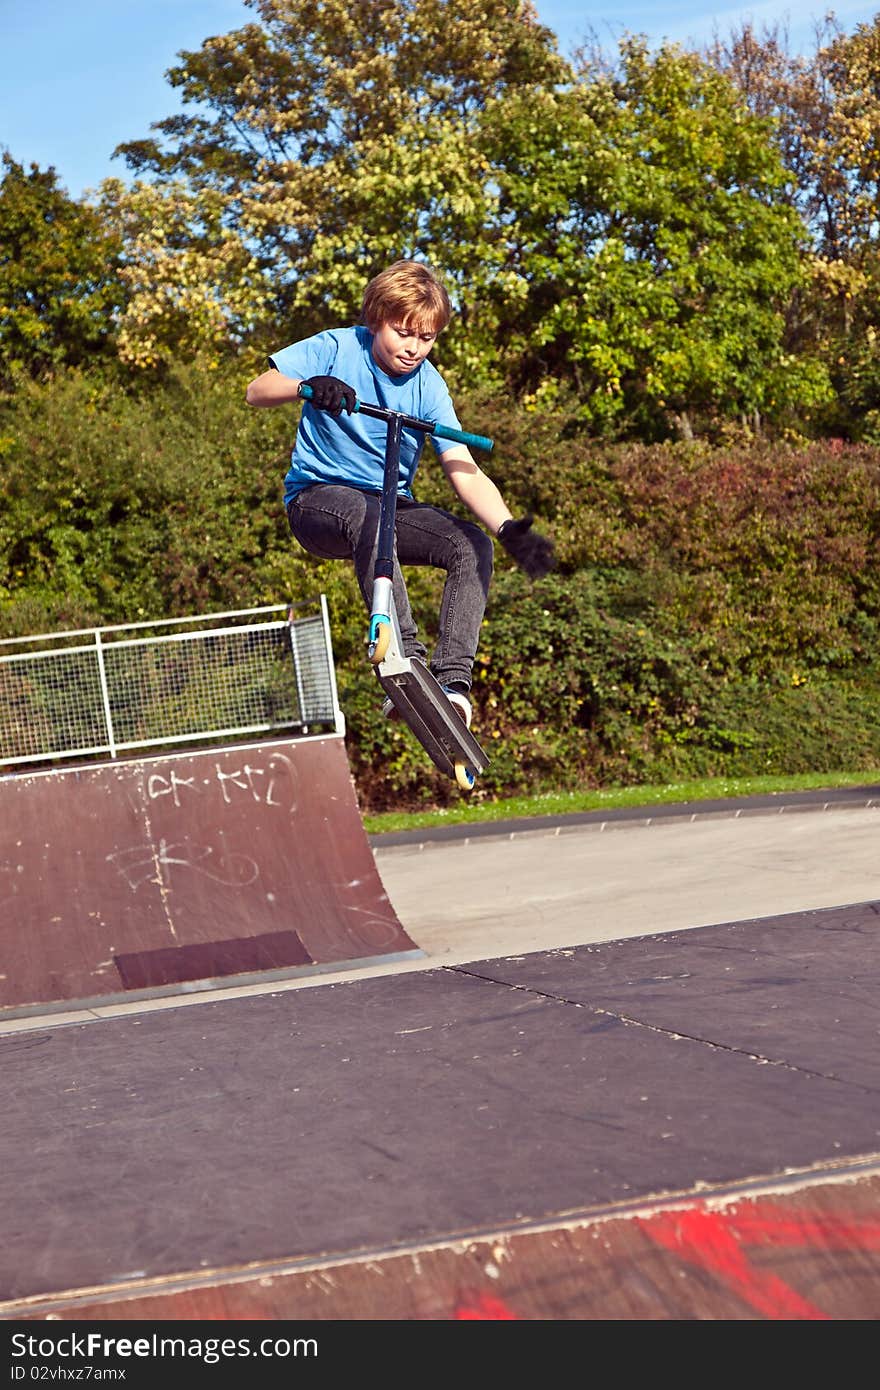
[371,320,438,376]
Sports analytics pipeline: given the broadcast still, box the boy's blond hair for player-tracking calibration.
[361,260,452,335]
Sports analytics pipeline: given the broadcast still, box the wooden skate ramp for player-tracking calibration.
[5,1165,879,1321]
[0,735,418,1016]
[1,901,879,1320]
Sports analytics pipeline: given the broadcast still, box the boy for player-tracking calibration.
[245,260,554,727]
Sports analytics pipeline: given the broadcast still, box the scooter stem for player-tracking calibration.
[369,413,403,648]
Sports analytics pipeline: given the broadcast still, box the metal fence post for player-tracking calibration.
[320,594,345,737]
[94,629,118,759]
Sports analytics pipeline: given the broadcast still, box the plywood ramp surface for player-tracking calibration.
[0,735,417,1014]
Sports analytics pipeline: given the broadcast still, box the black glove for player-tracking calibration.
[497,515,555,579]
[299,375,356,416]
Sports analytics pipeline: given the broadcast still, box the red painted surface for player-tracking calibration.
[454,1293,519,1320]
[637,1200,880,1319]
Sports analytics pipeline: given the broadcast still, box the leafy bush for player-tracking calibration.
[3,366,880,810]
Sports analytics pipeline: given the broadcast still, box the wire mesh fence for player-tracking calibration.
[0,600,342,769]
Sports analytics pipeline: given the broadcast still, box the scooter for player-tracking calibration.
[298,385,492,791]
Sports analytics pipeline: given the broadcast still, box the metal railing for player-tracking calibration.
[0,598,344,769]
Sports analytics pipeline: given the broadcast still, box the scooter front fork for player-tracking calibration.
[368,577,409,670]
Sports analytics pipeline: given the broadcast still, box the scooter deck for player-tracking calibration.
[377,658,490,781]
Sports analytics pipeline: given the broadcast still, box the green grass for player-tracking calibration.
[362,767,880,835]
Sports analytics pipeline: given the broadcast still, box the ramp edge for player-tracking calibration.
[4,1150,878,1320]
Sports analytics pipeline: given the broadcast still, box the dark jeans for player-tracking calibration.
[286,484,494,689]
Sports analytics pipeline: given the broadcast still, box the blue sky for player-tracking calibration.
[2,0,878,200]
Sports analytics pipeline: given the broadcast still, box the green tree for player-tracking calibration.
[99,177,268,371]
[0,154,126,385]
[708,16,880,438]
[102,3,830,436]
[472,37,830,436]
[107,0,566,366]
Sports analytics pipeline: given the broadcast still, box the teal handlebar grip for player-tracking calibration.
[297,382,362,413]
[432,422,494,453]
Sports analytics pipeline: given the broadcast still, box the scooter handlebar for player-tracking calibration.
[431,422,494,453]
[297,383,494,453]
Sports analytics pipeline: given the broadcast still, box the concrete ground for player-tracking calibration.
[374,798,880,967]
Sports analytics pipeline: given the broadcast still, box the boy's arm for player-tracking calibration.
[245,368,302,407]
[440,446,556,579]
[439,445,512,534]
[246,368,355,415]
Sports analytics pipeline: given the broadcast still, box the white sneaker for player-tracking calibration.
[441,687,472,728]
[382,687,472,727]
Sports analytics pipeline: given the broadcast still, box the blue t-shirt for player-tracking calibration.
[270,325,462,504]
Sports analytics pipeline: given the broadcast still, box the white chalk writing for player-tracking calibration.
[107,835,259,891]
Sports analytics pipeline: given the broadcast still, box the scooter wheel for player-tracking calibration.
[455,762,476,792]
[369,623,391,665]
